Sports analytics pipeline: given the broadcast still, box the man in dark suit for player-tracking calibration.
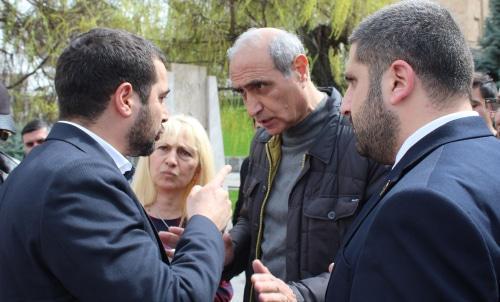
[323,1,500,301]
[0,28,232,301]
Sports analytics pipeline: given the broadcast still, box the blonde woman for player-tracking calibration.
[132,114,232,302]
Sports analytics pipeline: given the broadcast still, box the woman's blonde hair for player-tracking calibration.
[131,114,215,221]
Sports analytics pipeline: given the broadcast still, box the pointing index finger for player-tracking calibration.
[210,165,232,188]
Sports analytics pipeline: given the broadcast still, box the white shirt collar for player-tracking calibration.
[58,121,132,174]
[393,111,478,168]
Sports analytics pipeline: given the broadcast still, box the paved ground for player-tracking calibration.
[223,172,246,301]
[227,195,245,302]
[224,172,240,189]
[230,272,246,301]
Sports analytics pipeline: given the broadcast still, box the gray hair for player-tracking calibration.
[227,28,306,77]
[349,1,473,105]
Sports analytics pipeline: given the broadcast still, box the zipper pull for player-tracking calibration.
[379,180,392,197]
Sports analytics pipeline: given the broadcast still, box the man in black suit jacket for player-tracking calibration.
[323,1,500,301]
[0,28,232,301]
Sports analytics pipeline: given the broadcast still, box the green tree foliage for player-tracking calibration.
[165,0,394,90]
[0,0,167,124]
[0,0,395,156]
[0,0,396,123]
[476,0,500,81]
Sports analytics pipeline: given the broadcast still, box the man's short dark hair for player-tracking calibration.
[55,28,166,121]
[473,72,498,101]
[349,1,473,106]
[21,119,48,136]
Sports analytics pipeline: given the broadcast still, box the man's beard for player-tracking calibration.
[127,104,159,157]
[352,77,400,165]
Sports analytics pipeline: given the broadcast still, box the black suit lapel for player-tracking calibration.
[122,185,170,263]
[341,116,492,247]
[47,122,115,162]
[48,122,170,262]
[132,195,170,263]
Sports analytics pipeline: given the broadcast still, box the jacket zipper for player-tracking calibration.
[249,142,274,301]
[249,151,308,301]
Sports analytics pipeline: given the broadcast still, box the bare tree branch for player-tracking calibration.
[6,55,49,89]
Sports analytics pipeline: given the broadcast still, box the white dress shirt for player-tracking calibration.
[58,121,132,174]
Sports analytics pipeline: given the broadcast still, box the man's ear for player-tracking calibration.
[112,82,136,118]
[292,54,309,82]
[387,59,415,105]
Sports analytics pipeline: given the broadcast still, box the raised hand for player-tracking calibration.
[251,259,297,302]
[186,165,232,231]
[158,226,184,258]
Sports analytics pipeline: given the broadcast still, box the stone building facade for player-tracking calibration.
[434,0,490,48]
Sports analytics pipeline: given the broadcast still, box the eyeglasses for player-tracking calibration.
[0,130,12,141]
[485,98,500,112]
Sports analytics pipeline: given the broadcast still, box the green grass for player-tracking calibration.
[220,105,254,156]
[229,189,239,210]
[220,100,249,210]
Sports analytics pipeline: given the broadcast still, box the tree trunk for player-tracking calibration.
[300,25,338,88]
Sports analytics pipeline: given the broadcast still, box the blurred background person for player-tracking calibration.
[494,109,500,138]
[21,119,49,156]
[0,82,19,183]
[132,114,233,302]
[471,72,498,136]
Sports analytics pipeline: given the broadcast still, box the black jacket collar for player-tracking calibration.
[47,122,116,167]
[342,116,493,247]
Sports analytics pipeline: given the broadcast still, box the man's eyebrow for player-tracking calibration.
[231,79,270,93]
[344,72,355,81]
[242,79,270,89]
[232,87,243,94]
[160,89,171,97]
[247,79,268,85]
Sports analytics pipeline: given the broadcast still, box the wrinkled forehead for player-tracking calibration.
[230,45,272,70]
[229,50,277,90]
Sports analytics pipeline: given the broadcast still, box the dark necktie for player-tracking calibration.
[123,166,135,182]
